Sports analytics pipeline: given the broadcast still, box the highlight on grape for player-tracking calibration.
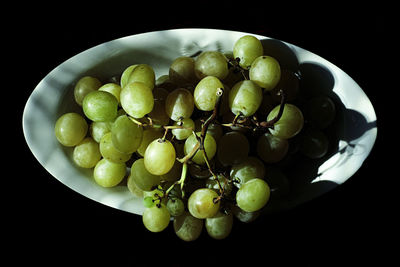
[55,35,335,241]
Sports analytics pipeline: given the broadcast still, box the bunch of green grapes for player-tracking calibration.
[55,34,336,241]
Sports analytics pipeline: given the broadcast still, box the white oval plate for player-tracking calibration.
[23,28,377,215]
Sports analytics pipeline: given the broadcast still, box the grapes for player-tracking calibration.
[188,188,220,219]
[229,80,262,117]
[236,178,270,212]
[144,139,176,175]
[194,76,224,111]
[55,112,88,147]
[93,158,126,188]
[55,34,335,240]
[194,51,229,80]
[120,82,154,118]
[267,103,304,139]
[165,88,194,121]
[249,55,281,90]
[233,35,263,69]
[142,204,170,232]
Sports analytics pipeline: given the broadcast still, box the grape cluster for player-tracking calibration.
[54,35,336,241]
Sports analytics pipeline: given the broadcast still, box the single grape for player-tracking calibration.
[165,88,194,121]
[217,131,249,166]
[99,132,132,163]
[127,175,144,198]
[299,127,329,159]
[82,91,118,122]
[233,35,263,69]
[125,64,155,90]
[236,178,270,212]
[73,137,101,168]
[89,121,111,143]
[231,205,261,223]
[304,96,336,129]
[93,158,126,187]
[174,212,203,241]
[184,132,217,165]
[147,88,170,126]
[120,64,138,88]
[230,156,265,188]
[142,204,170,232]
[194,51,229,80]
[169,56,198,87]
[257,132,289,163]
[270,69,299,103]
[144,139,176,175]
[171,118,195,140]
[111,115,143,154]
[74,76,102,106]
[136,128,163,157]
[55,112,88,147]
[193,76,224,111]
[249,55,281,90]
[267,103,304,139]
[229,80,263,117]
[98,83,122,104]
[129,158,161,191]
[120,82,154,119]
[167,198,185,217]
[188,188,220,219]
[205,212,233,240]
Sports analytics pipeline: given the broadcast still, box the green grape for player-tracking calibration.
[229,80,263,117]
[171,118,195,140]
[147,88,170,126]
[299,127,329,159]
[93,158,126,187]
[230,156,265,188]
[167,198,185,217]
[82,91,118,122]
[231,205,260,223]
[73,76,102,106]
[188,163,212,180]
[55,112,88,147]
[205,175,232,196]
[98,83,122,104]
[120,64,138,88]
[125,64,155,90]
[174,212,203,242]
[144,139,176,175]
[257,132,289,163]
[161,160,182,182]
[217,131,249,166]
[233,35,263,69]
[304,96,336,129]
[169,56,198,87]
[155,75,178,92]
[249,56,281,90]
[193,76,224,111]
[194,51,229,80]
[184,132,217,165]
[143,196,155,208]
[142,204,170,232]
[99,132,132,163]
[111,115,143,154]
[73,137,101,168]
[120,82,154,119]
[236,178,270,212]
[90,121,111,143]
[270,69,299,103]
[136,128,163,157]
[165,88,194,121]
[188,188,220,219]
[129,158,161,191]
[205,212,233,240]
[267,103,304,139]
[127,175,144,198]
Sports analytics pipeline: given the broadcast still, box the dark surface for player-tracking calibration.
[11,3,392,266]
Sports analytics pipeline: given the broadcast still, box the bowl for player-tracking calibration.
[22,28,377,215]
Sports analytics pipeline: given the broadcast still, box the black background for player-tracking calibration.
[11,2,393,266]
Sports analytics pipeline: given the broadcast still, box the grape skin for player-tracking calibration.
[55,112,88,147]
[188,188,220,219]
[142,204,170,233]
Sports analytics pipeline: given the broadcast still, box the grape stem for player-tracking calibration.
[259,89,286,129]
[165,161,188,198]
